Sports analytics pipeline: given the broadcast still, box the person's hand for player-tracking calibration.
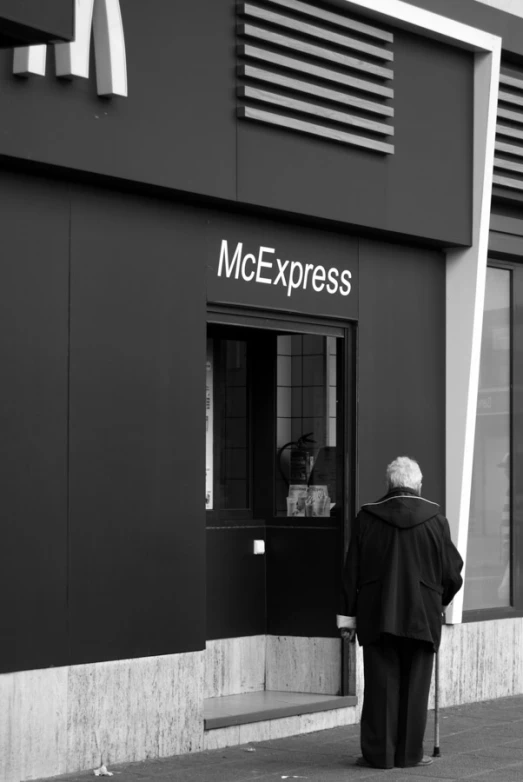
[340,627,356,643]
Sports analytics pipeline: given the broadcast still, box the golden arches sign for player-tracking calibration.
[13,0,127,97]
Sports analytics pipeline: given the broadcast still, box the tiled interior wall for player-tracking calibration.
[277,334,328,449]
[276,335,336,514]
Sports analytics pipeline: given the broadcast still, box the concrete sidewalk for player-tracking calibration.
[37,695,523,782]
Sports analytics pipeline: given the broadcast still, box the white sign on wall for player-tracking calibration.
[207,234,358,321]
[217,239,352,298]
[13,0,127,97]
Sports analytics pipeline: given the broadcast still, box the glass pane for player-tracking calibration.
[221,340,249,509]
[276,334,338,518]
[464,268,511,610]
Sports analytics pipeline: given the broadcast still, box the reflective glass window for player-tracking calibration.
[464,267,511,610]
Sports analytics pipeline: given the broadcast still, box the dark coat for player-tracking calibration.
[340,487,463,651]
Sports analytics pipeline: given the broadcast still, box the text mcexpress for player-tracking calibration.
[217,240,352,298]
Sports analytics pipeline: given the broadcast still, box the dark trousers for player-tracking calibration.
[361,634,434,768]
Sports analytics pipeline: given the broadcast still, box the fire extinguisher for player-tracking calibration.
[277,432,316,487]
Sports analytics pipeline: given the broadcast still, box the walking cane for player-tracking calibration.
[432,650,441,757]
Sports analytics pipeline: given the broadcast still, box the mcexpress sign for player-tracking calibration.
[217,240,352,299]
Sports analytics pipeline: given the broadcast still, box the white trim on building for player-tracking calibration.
[342,0,502,624]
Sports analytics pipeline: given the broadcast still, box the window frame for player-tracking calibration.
[206,309,355,535]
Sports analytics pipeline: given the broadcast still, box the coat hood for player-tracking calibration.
[361,487,440,529]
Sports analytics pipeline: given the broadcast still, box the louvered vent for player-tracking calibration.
[236,0,394,154]
[494,68,523,193]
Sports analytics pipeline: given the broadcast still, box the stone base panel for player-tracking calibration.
[0,650,205,782]
[205,635,342,699]
[2,620,523,782]
[429,618,523,709]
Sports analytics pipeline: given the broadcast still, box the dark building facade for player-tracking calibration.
[0,1,522,780]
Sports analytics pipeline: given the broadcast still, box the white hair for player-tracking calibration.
[386,456,423,494]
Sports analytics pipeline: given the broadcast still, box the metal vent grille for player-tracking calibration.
[494,68,523,193]
[236,0,394,155]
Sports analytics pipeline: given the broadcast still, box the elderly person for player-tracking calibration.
[337,456,463,769]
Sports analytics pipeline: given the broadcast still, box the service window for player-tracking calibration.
[206,323,348,526]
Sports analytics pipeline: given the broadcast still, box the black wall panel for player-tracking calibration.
[357,239,445,509]
[0,2,471,245]
[266,528,340,638]
[0,173,69,673]
[238,107,385,228]
[68,189,206,663]
[0,0,74,42]
[0,0,236,200]
[207,527,266,640]
[237,29,472,246]
[0,172,448,667]
[383,29,472,241]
